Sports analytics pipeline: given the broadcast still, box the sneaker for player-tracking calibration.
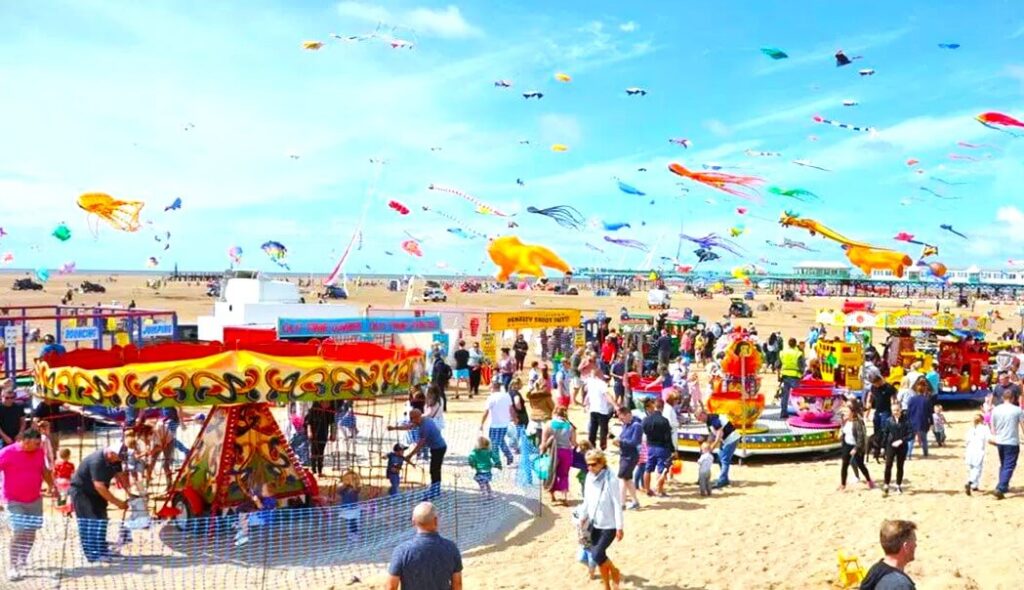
[626,501,640,510]
[7,567,22,582]
[994,490,1005,500]
[882,485,889,497]
[895,486,903,495]
[965,483,972,496]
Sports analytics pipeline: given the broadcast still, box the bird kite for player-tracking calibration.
[668,163,762,202]
[940,224,968,239]
[976,112,1024,136]
[938,43,960,49]
[834,50,861,67]
[766,238,817,252]
[842,99,859,107]
[494,80,512,88]
[679,233,744,257]
[604,236,649,252]
[164,198,182,212]
[526,205,586,230]
[625,87,647,96]
[761,47,788,60]
[616,179,645,196]
[812,115,876,133]
[428,184,512,216]
[768,186,820,201]
[858,68,875,76]
[669,138,692,148]
[522,91,544,100]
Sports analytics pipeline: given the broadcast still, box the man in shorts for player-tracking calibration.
[0,429,56,581]
[642,399,675,497]
[613,406,643,510]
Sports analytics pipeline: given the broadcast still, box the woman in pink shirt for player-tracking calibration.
[0,429,55,581]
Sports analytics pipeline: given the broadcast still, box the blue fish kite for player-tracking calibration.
[602,221,631,231]
[937,43,960,50]
[616,179,645,196]
[447,228,474,239]
[164,197,182,212]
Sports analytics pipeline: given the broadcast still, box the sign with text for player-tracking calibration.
[62,326,100,342]
[487,309,581,331]
[277,316,442,339]
[141,323,175,339]
[4,327,17,348]
[480,332,497,362]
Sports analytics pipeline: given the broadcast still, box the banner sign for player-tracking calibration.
[487,309,581,331]
[141,324,175,339]
[278,316,442,339]
[63,326,100,342]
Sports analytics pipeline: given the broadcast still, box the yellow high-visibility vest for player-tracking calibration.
[780,348,803,378]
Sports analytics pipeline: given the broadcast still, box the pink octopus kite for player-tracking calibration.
[668,163,763,202]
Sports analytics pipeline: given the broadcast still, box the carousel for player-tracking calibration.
[34,339,422,526]
[675,330,843,458]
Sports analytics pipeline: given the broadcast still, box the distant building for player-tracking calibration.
[793,261,852,279]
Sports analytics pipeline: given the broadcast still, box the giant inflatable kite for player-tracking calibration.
[486,235,571,281]
[779,213,912,277]
[77,192,144,233]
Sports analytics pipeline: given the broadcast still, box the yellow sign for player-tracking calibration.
[480,332,497,362]
[574,330,585,348]
[488,309,581,331]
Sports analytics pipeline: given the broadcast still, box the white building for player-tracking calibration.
[793,261,852,278]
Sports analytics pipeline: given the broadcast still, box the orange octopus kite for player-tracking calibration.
[668,163,763,202]
[77,192,144,233]
[486,236,571,281]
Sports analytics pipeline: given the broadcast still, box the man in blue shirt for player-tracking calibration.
[387,502,462,590]
[38,335,66,359]
[613,406,642,510]
[389,410,447,499]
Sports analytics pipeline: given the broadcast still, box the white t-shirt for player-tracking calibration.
[991,402,1024,446]
[697,452,713,475]
[585,378,612,415]
[485,391,514,429]
[842,421,856,445]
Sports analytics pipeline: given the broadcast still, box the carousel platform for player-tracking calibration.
[676,407,842,458]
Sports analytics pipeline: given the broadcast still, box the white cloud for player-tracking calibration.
[547,20,656,73]
[619,21,637,33]
[336,2,481,39]
[537,114,583,148]
[703,119,732,138]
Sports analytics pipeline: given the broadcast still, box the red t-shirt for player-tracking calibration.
[601,341,617,363]
[53,460,75,480]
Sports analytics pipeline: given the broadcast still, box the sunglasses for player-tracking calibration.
[586,462,601,467]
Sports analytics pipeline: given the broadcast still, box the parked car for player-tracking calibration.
[423,287,447,302]
[13,278,43,291]
[647,288,670,309]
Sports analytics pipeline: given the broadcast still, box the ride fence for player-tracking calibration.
[0,419,542,590]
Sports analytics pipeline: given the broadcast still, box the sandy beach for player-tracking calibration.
[4,272,1024,589]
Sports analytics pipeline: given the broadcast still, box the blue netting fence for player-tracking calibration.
[0,417,543,590]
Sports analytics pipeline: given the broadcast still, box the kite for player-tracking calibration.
[603,236,649,252]
[516,178,525,186]
[146,257,159,268]
[494,80,512,88]
[949,153,981,162]
[421,206,488,238]
[602,221,631,231]
[920,186,958,200]
[301,40,325,51]
[893,232,919,243]
[35,268,49,283]
[858,68,875,76]
[584,242,605,253]
[931,177,967,186]
[625,87,647,96]
[486,235,571,281]
[228,246,243,266]
[745,149,781,157]
[77,192,144,233]
[401,240,423,257]
[551,144,569,152]
[906,158,920,167]
[0,228,5,238]
[976,112,1024,136]
[555,72,572,82]
[58,262,75,275]
[164,198,182,212]
[761,47,788,60]
[940,224,968,239]
[447,228,474,239]
[616,179,645,196]
[957,141,996,149]
[388,200,410,215]
[1,253,12,265]
[668,163,763,202]
[669,138,691,148]
[52,223,71,242]
[729,225,745,238]
[522,91,544,100]
[792,159,831,172]
[702,163,724,171]
[834,50,861,66]
[526,205,586,230]
[768,186,820,201]
[779,213,912,277]
[428,184,512,216]
[812,115,876,133]
[679,233,744,257]
[694,248,720,263]
[937,43,960,49]
[842,99,859,107]
[736,207,748,215]
[260,241,290,270]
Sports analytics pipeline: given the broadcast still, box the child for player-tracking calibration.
[467,437,502,497]
[53,448,75,506]
[932,404,947,447]
[964,412,989,495]
[338,401,358,457]
[697,442,714,497]
[34,419,55,470]
[338,472,361,536]
[234,483,277,547]
[572,440,593,495]
[385,444,411,496]
[982,393,995,426]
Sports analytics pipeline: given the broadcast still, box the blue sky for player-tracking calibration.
[1,0,1023,276]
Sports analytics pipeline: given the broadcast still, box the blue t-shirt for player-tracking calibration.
[418,417,446,450]
[388,532,463,589]
[387,452,404,475]
[339,487,359,507]
[40,343,66,357]
[619,417,643,458]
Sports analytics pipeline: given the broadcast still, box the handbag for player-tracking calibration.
[579,470,608,546]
